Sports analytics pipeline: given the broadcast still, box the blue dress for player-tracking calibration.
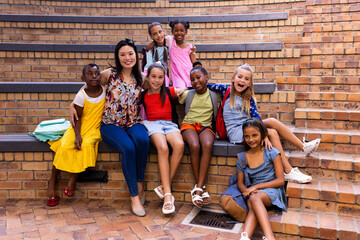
[236,148,287,211]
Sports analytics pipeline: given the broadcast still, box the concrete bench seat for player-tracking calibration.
[0,134,245,156]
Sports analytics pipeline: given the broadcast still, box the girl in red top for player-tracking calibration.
[141,63,184,215]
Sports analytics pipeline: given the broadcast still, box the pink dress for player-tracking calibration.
[169,38,193,89]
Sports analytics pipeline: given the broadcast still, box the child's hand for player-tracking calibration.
[190,45,196,55]
[243,186,259,197]
[176,88,187,97]
[75,135,82,150]
[243,87,252,101]
[262,136,273,150]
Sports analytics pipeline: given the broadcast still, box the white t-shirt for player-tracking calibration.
[73,86,105,107]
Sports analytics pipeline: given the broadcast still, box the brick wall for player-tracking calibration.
[0,151,237,201]
[1,0,305,16]
[0,91,295,133]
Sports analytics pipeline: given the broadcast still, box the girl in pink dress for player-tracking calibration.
[167,20,197,88]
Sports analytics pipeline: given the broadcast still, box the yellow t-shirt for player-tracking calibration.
[180,89,218,127]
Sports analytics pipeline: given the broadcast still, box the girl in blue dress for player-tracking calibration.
[238,118,286,240]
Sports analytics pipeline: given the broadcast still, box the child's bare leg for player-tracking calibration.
[242,199,258,237]
[182,129,202,206]
[197,130,215,203]
[166,131,184,182]
[66,173,79,195]
[248,192,276,240]
[263,118,302,149]
[150,134,171,203]
[47,165,60,199]
[182,129,201,182]
[267,128,293,174]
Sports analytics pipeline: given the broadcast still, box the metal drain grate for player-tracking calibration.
[189,209,236,230]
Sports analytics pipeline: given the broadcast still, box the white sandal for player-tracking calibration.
[202,185,211,206]
[190,184,203,208]
[162,193,175,214]
[154,185,164,199]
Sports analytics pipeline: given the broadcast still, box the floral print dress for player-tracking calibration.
[102,70,142,129]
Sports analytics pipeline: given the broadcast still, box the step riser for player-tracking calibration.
[295,120,360,130]
[296,101,360,111]
[288,199,360,217]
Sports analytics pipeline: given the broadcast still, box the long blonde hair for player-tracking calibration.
[229,64,256,114]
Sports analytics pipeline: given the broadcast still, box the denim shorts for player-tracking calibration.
[142,120,180,136]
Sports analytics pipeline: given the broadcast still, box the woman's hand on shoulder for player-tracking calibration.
[100,68,111,86]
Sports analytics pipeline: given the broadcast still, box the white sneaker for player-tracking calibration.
[303,138,321,156]
[284,167,312,183]
[240,232,250,240]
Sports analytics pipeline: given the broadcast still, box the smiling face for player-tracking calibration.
[82,66,101,87]
[231,68,252,95]
[150,25,165,46]
[190,69,208,94]
[172,23,187,44]
[147,67,165,93]
[243,126,262,149]
[118,45,136,69]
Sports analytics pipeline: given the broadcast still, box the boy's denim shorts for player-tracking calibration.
[142,120,180,136]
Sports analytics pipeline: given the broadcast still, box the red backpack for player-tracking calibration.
[216,88,231,140]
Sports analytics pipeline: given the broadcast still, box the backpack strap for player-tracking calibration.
[237,152,251,187]
[237,152,247,168]
[165,87,179,126]
[185,89,196,114]
[139,90,148,110]
[209,90,218,119]
[141,47,147,72]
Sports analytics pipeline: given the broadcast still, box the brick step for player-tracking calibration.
[269,209,360,239]
[0,13,291,45]
[284,127,360,154]
[286,180,360,217]
[276,76,360,93]
[285,151,359,182]
[1,0,304,16]
[294,108,360,130]
[295,92,360,110]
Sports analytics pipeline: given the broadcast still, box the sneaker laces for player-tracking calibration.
[290,168,310,179]
[302,137,320,155]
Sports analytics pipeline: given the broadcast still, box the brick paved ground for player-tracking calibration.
[0,198,261,240]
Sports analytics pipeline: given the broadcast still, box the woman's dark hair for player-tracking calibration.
[146,63,167,106]
[147,22,168,66]
[112,39,142,87]
[82,63,99,75]
[169,19,190,31]
[242,118,268,149]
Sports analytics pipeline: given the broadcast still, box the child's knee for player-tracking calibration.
[172,139,184,152]
[188,142,200,152]
[268,128,279,138]
[156,144,169,155]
